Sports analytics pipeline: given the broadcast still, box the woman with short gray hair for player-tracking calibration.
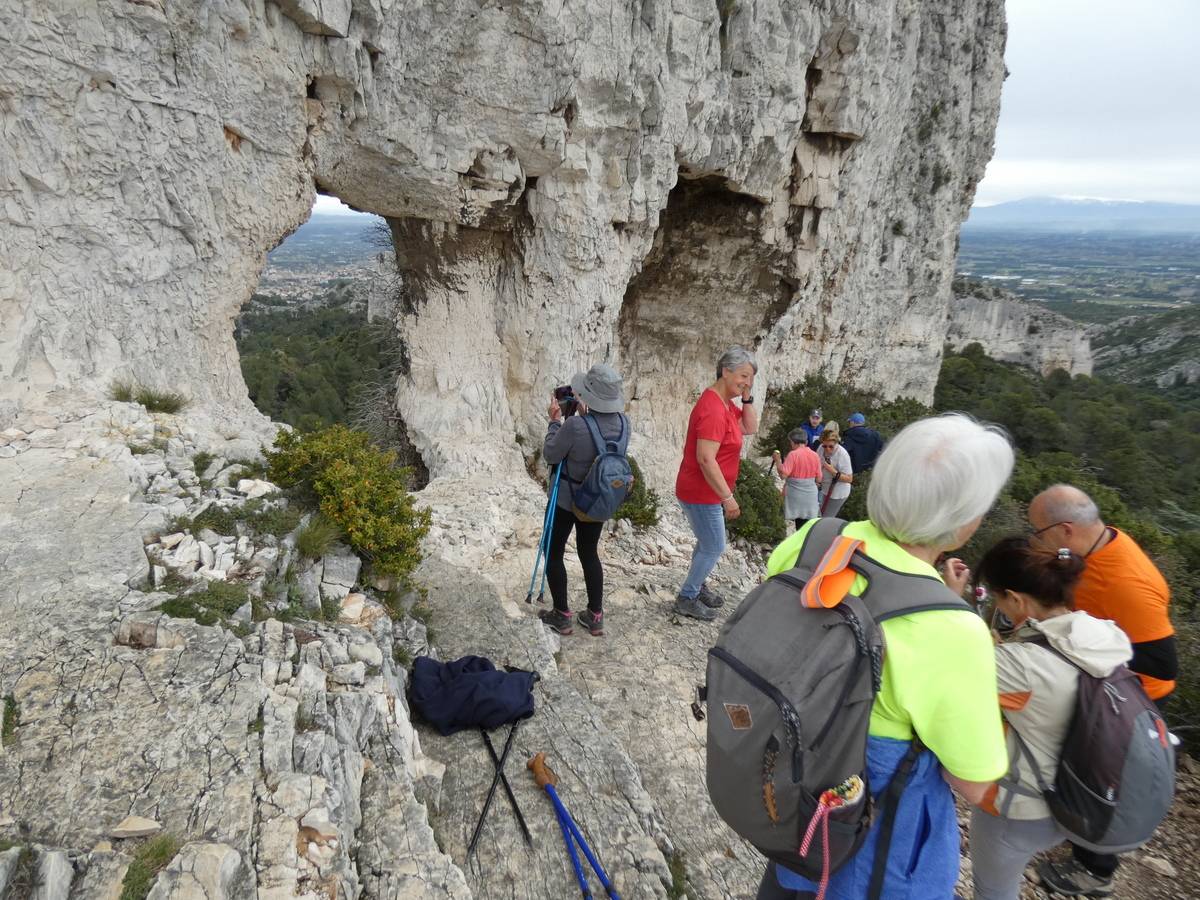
[757,413,1015,899]
[672,347,759,620]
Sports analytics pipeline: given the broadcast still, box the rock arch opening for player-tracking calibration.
[234,195,429,486]
[617,173,795,476]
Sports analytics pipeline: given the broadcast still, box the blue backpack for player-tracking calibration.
[571,413,633,522]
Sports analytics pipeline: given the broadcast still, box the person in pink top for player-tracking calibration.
[772,428,821,531]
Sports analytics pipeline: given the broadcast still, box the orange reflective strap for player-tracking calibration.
[801,536,864,609]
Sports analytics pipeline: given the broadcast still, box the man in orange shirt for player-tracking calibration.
[1028,483,1176,897]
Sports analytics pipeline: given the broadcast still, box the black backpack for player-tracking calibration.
[701,519,970,896]
[1014,645,1175,853]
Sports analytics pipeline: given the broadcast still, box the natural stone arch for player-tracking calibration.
[0,0,1007,485]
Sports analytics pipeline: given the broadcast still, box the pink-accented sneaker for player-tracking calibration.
[537,608,574,635]
[577,609,604,636]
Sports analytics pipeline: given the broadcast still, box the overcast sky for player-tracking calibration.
[976,0,1200,205]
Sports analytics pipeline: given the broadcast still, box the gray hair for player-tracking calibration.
[788,428,808,445]
[1036,484,1101,525]
[867,413,1014,549]
[716,346,758,380]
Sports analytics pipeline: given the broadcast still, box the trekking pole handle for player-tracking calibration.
[527,752,559,788]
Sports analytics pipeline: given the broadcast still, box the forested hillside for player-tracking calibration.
[235,298,392,431]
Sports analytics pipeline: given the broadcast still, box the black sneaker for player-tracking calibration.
[1036,859,1114,897]
[538,608,574,635]
[698,583,726,608]
[577,609,604,636]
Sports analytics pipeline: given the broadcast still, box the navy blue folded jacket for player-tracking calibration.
[409,655,537,735]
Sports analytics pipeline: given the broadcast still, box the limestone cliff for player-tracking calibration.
[947,277,1094,377]
[0,0,1006,481]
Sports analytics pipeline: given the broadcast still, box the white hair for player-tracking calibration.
[867,413,1014,548]
[716,346,758,380]
[1036,484,1101,525]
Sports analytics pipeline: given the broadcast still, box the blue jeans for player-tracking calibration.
[679,501,726,598]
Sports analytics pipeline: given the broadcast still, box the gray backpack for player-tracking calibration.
[570,413,632,523]
[702,519,969,895]
[1014,644,1175,853]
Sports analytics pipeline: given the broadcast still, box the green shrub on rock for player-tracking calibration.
[266,426,431,580]
[615,456,660,529]
[729,462,786,546]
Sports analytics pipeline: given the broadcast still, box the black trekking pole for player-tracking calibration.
[467,718,524,859]
[480,727,533,846]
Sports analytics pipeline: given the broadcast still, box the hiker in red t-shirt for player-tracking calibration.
[673,347,759,620]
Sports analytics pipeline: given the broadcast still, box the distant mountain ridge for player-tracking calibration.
[966,196,1200,234]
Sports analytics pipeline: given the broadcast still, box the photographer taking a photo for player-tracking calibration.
[539,363,630,637]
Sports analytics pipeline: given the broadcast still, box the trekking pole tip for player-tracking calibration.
[527,752,559,788]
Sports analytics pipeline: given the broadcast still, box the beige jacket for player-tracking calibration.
[985,611,1132,820]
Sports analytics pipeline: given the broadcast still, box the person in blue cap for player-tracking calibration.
[842,412,884,474]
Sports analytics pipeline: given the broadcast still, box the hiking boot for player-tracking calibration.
[1036,859,1114,897]
[673,594,717,621]
[538,608,574,635]
[697,583,726,608]
[577,609,605,636]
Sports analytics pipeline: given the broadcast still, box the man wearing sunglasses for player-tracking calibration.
[1027,483,1176,898]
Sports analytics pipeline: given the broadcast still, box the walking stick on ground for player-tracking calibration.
[528,753,620,899]
[525,463,563,603]
[466,719,523,859]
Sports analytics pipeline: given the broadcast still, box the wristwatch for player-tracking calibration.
[742,395,754,404]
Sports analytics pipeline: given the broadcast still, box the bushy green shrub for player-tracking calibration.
[237,498,301,538]
[728,462,786,546]
[266,425,431,579]
[192,505,238,536]
[296,513,342,560]
[615,456,660,529]
[759,374,928,457]
[2,694,17,746]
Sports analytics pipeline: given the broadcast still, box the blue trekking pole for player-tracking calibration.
[528,753,620,899]
[534,470,562,605]
[525,463,563,604]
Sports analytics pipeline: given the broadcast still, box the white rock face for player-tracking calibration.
[947,277,1094,377]
[0,0,1005,486]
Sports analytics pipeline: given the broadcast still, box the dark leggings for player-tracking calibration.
[546,507,604,614]
[793,517,809,531]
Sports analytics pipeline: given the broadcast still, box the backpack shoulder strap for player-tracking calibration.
[795,517,849,573]
[850,552,971,622]
[581,413,607,456]
[615,413,629,455]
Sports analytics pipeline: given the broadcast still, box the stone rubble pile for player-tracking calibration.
[0,401,464,899]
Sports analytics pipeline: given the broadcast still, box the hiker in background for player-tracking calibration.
[800,408,824,448]
[969,537,1131,900]
[842,412,884,474]
[1026,484,1176,896]
[539,364,629,637]
[772,428,821,531]
[816,425,852,517]
[672,346,759,621]
[758,413,1013,899]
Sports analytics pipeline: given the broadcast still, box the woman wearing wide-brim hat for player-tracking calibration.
[540,363,630,637]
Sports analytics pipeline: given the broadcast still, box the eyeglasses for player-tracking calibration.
[1030,520,1071,538]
